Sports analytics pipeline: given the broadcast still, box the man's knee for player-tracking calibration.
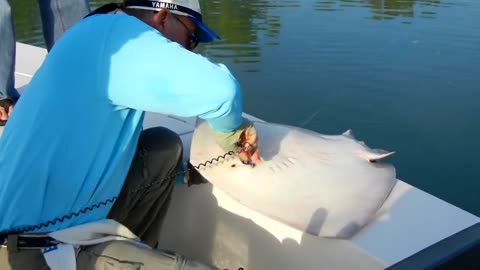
[142,127,183,160]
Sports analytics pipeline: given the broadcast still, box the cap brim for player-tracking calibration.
[190,16,221,43]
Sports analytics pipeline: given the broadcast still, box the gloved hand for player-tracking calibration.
[210,118,261,166]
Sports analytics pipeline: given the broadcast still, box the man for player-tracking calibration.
[0,0,261,269]
[0,0,91,125]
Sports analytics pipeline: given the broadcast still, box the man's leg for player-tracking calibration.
[0,0,18,125]
[0,0,15,101]
[108,127,183,248]
[37,0,91,51]
[77,240,218,270]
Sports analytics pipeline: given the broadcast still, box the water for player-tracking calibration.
[10,0,480,216]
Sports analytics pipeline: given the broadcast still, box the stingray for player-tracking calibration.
[190,120,397,238]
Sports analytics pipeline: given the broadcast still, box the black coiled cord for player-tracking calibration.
[0,150,237,237]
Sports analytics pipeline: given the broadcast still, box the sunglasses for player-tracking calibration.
[174,15,199,50]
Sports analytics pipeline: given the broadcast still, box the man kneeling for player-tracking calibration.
[0,0,261,269]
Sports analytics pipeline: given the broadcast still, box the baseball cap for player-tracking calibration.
[124,0,221,42]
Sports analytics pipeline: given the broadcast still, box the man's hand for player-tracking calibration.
[239,125,261,165]
[0,99,14,125]
[210,118,262,166]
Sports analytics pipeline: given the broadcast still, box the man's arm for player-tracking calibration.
[102,16,260,163]
[104,22,243,132]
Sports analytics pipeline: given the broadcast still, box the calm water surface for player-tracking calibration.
[11,0,480,216]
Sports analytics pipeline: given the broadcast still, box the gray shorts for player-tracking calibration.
[0,240,218,270]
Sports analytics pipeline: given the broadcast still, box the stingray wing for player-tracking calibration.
[190,121,397,238]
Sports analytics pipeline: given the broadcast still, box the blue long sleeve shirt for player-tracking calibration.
[0,14,243,233]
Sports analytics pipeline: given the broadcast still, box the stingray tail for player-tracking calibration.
[362,149,395,162]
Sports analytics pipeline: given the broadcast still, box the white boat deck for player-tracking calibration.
[1,42,478,270]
